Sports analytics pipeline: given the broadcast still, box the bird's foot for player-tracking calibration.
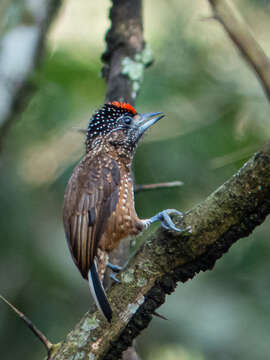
[107,262,123,284]
[145,209,184,232]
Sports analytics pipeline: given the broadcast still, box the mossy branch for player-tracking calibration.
[50,141,270,359]
[102,0,148,105]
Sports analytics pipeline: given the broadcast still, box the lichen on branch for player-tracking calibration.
[51,141,270,359]
[102,0,147,105]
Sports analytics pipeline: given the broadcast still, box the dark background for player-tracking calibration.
[1,1,270,359]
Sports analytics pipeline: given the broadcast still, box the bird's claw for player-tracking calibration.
[159,209,183,232]
[182,225,192,235]
[110,273,121,283]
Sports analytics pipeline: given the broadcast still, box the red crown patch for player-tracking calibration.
[110,101,137,115]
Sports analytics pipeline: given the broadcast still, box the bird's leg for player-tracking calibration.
[143,209,184,232]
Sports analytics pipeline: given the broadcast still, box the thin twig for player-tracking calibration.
[72,127,87,134]
[153,311,168,321]
[208,0,270,102]
[0,295,52,354]
[134,181,183,193]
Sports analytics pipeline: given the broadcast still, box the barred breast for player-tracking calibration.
[99,169,144,252]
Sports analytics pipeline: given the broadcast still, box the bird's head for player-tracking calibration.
[86,102,164,158]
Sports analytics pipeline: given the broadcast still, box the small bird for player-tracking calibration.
[63,102,183,322]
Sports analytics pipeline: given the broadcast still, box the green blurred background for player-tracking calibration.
[1,0,270,359]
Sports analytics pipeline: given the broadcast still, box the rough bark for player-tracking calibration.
[102,0,152,106]
[50,141,270,359]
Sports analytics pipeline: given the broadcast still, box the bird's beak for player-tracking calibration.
[137,112,164,136]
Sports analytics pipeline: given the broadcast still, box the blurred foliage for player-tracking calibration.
[247,0,270,8]
[1,1,270,360]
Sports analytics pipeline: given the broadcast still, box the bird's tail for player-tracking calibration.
[88,260,112,322]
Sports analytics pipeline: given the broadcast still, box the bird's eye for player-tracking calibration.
[124,116,132,125]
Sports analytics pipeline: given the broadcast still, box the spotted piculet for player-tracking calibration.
[63,102,183,322]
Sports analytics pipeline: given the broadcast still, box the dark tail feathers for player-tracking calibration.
[88,261,112,322]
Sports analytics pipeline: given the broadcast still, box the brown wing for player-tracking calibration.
[63,154,120,279]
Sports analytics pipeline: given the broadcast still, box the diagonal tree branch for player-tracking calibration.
[207,0,270,101]
[51,141,270,360]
